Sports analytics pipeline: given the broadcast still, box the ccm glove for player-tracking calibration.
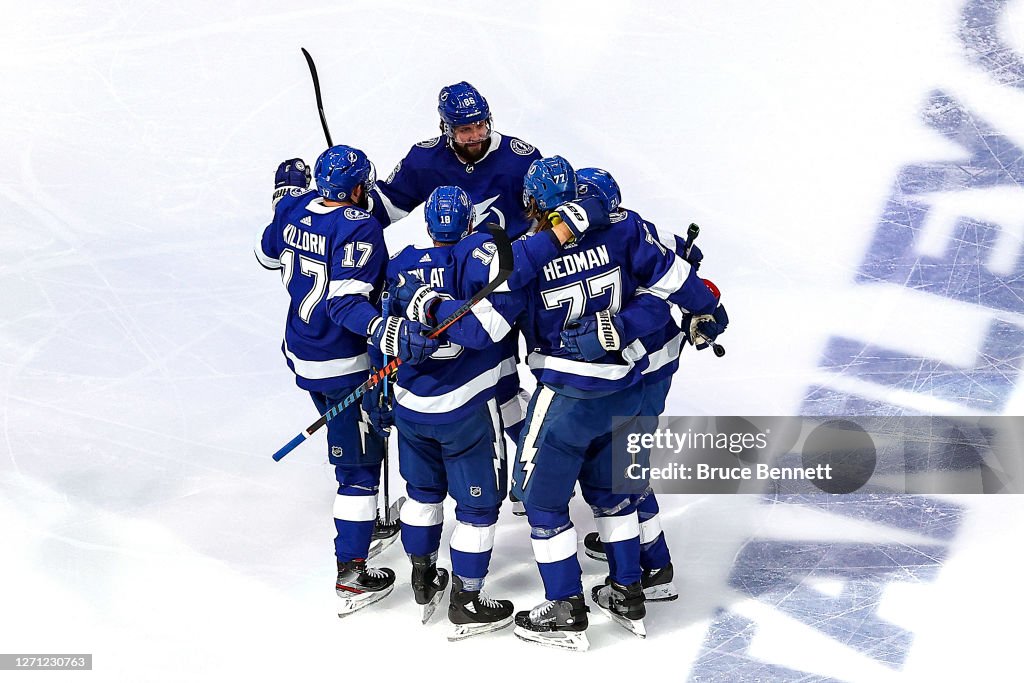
[369,316,439,364]
[560,310,625,361]
[390,271,441,326]
[272,158,311,209]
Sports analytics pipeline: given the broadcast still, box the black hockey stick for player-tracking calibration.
[273,224,514,461]
[683,223,726,358]
[301,48,333,147]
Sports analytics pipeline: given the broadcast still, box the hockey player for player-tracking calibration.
[255,147,439,617]
[369,81,542,240]
[368,82,543,506]
[563,168,714,603]
[506,156,728,651]
[383,185,525,639]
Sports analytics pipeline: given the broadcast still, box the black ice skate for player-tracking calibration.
[367,496,405,559]
[335,559,396,618]
[591,577,646,638]
[583,532,607,561]
[642,562,678,602]
[447,576,514,641]
[508,491,526,517]
[411,555,449,624]
[512,595,590,652]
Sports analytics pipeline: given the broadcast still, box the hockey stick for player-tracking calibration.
[301,48,333,147]
[273,224,514,461]
[682,223,726,358]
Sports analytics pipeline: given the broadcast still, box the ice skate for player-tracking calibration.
[447,576,514,641]
[367,496,405,559]
[591,577,646,638]
[509,491,526,517]
[335,559,396,617]
[583,532,607,561]
[512,595,590,652]
[411,555,449,624]
[642,562,678,602]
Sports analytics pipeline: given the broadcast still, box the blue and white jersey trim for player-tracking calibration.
[282,341,370,381]
[394,356,517,415]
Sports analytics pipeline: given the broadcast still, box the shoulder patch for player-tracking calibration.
[344,207,370,220]
[415,136,441,149]
[290,187,312,198]
[610,210,628,223]
[509,138,536,156]
[386,160,401,184]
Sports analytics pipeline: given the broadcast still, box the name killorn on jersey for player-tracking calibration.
[283,224,326,256]
[542,245,610,281]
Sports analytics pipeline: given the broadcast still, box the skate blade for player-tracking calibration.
[584,548,608,562]
[596,604,647,638]
[420,588,446,625]
[643,583,678,602]
[448,615,513,641]
[513,626,590,652]
[337,584,393,618]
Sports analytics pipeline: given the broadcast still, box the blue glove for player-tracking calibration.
[684,243,703,269]
[560,310,625,361]
[360,372,394,436]
[272,158,311,208]
[390,271,441,326]
[683,303,729,350]
[369,316,439,364]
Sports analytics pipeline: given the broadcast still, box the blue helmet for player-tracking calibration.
[314,145,376,202]
[438,81,491,138]
[523,156,577,212]
[425,185,475,243]
[576,167,621,214]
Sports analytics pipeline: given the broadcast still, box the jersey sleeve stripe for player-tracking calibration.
[647,255,692,300]
[642,331,684,375]
[283,341,370,380]
[327,279,374,299]
[471,297,513,342]
[374,187,411,223]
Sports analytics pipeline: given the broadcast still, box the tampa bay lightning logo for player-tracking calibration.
[344,207,368,220]
[473,194,505,230]
[416,136,441,148]
[510,138,535,156]
[347,151,358,163]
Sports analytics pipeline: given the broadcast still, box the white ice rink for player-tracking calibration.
[2,1,1023,680]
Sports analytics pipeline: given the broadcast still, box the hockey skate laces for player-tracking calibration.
[477,591,502,609]
[363,566,389,579]
[529,600,557,621]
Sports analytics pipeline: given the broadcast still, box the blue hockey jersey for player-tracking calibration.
[387,233,523,424]
[256,190,387,391]
[518,210,717,396]
[370,132,542,238]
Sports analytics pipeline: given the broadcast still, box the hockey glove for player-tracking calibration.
[361,372,394,436]
[548,196,607,243]
[369,316,439,365]
[390,271,442,326]
[683,243,704,269]
[683,303,729,350]
[560,310,625,361]
[273,158,311,209]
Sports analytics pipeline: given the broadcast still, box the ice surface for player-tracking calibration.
[1,1,1022,681]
